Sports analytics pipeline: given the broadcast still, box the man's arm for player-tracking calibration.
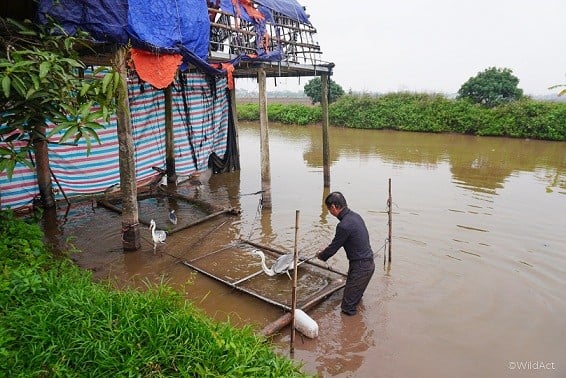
[317,223,349,261]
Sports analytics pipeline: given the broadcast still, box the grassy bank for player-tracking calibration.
[0,211,311,377]
[237,93,566,141]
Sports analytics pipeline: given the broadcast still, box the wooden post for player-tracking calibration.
[321,73,330,188]
[290,210,300,355]
[258,67,272,208]
[229,84,240,161]
[113,47,141,251]
[388,178,392,263]
[33,124,55,208]
[164,85,177,184]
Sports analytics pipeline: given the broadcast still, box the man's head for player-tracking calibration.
[325,191,347,217]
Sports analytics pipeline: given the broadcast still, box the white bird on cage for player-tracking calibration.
[149,219,166,254]
[168,210,177,225]
[159,174,167,187]
[252,250,296,279]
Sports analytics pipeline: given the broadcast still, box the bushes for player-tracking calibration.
[0,211,49,270]
[267,104,321,125]
[236,94,566,141]
[487,100,566,140]
[237,103,260,121]
[329,94,384,129]
[0,212,311,377]
[237,103,320,125]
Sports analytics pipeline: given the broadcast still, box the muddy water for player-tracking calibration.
[51,122,565,377]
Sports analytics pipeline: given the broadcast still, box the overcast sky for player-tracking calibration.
[241,0,566,96]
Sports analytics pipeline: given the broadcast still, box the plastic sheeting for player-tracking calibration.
[0,72,232,210]
[127,0,210,59]
[38,0,210,61]
[217,0,309,24]
[255,0,310,24]
[38,0,309,64]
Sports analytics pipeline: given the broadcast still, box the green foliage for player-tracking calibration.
[237,103,321,125]
[267,104,321,125]
[303,77,344,104]
[457,67,523,108]
[0,210,51,270]
[330,92,454,132]
[236,94,566,141]
[0,18,120,179]
[487,99,566,140]
[0,212,311,377]
[236,103,260,121]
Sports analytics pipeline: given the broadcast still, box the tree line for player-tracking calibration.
[239,68,566,142]
[304,67,547,108]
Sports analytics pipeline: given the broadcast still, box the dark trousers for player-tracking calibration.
[342,258,375,315]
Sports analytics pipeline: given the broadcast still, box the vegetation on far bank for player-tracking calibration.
[236,93,566,141]
[0,211,311,377]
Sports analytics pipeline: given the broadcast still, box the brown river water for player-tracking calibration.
[45,122,565,377]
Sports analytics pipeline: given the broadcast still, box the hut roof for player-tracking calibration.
[2,0,332,80]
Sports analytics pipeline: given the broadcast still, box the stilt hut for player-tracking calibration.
[0,0,334,250]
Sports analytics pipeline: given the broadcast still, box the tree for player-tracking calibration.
[457,67,523,108]
[304,77,344,104]
[0,19,120,206]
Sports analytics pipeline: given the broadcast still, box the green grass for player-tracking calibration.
[0,211,312,377]
[236,93,566,141]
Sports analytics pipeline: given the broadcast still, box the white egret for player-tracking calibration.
[252,250,295,279]
[159,174,167,187]
[168,210,177,225]
[149,219,166,254]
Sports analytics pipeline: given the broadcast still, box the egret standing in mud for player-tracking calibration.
[169,210,177,225]
[149,219,167,254]
[252,250,296,279]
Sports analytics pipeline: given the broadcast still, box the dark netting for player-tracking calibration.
[208,89,240,173]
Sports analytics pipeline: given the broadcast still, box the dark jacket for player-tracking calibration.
[319,207,373,262]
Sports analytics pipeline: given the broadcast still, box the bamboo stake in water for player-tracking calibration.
[290,210,300,356]
[388,178,392,263]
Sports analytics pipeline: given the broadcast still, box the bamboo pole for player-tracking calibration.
[388,178,392,263]
[165,191,232,214]
[181,260,292,311]
[113,204,234,233]
[49,166,69,205]
[258,67,272,208]
[321,73,330,188]
[164,85,177,184]
[100,190,237,235]
[229,85,240,169]
[231,269,265,286]
[290,210,300,355]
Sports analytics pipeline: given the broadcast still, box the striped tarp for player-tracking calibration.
[0,72,229,210]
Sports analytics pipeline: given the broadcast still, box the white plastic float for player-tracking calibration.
[294,309,318,338]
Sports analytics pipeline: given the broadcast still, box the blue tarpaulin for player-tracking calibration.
[255,0,310,24]
[216,0,309,26]
[38,0,309,69]
[38,0,210,60]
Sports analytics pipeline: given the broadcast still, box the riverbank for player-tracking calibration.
[236,93,566,141]
[0,211,311,377]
